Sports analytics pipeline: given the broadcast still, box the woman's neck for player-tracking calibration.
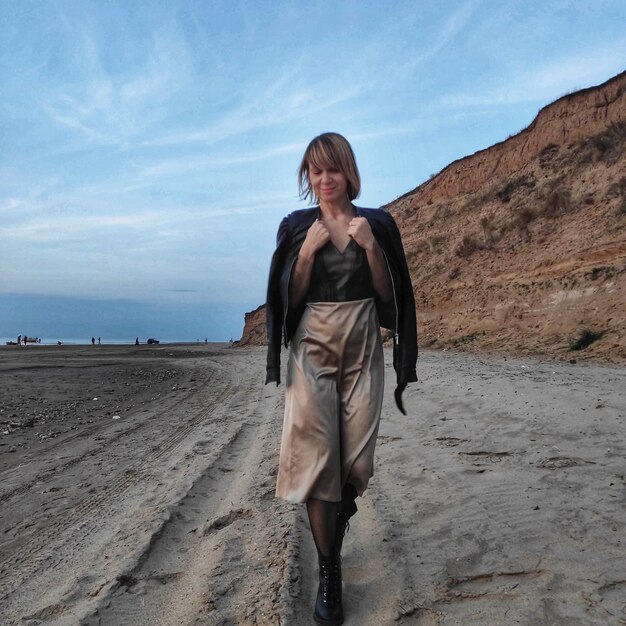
[319,197,354,220]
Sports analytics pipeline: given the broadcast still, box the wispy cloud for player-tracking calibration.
[396,1,480,78]
[140,81,367,148]
[0,198,22,213]
[441,40,626,108]
[136,142,303,180]
[41,19,193,145]
[350,125,424,142]
[0,211,165,242]
[0,194,291,245]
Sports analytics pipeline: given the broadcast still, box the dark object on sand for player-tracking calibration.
[147,338,160,345]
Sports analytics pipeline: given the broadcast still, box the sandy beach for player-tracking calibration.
[0,344,624,625]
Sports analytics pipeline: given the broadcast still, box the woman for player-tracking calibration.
[266,132,417,624]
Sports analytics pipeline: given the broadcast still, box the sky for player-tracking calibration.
[1,0,625,342]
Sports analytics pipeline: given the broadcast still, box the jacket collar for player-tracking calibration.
[315,204,362,219]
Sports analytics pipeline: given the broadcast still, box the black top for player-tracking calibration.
[306,238,374,302]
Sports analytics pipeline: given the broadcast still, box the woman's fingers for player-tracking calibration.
[348,217,375,249]
[311,220,330,243]
[301,220,330,256]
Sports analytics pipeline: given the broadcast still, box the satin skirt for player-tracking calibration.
[275,298,384,503]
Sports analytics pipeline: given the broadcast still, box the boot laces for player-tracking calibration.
[320,563,332,601]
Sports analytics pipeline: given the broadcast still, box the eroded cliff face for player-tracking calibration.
[389,71,626,362]
[241,72,626,363]
[410,74,626,205]
[237,303,266,347]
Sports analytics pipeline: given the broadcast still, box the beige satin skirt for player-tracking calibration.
[275,298,384,503]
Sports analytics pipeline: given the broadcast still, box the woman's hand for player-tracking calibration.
[289,220,329,307]
[300,219,330,259]
[349,217,393,302]
[347,217,376,251]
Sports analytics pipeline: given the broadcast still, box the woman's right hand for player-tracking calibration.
[300,219,330,260]
[289,220,328,307]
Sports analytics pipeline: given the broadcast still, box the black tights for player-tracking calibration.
[306,484,358,558]
[306,498,338,558]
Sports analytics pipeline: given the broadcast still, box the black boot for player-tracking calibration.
[314,550,344,625]
[331,485,358,613]
[330,547,343,612]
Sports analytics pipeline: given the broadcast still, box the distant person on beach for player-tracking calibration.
[266,132,417,624]
[23,334,27,345]
[17,335,21,345]
[135,337,139,345]
[98,337,101,344]
[91,337,95,345]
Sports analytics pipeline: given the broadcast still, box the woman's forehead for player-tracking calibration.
[307,147,339,170]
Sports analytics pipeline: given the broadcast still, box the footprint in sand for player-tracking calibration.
[201,508,255,536]
[537,456,595,469]
[437,567,548,602]
[458,449,524,464]
[22,603,66,620]
[429,436,468,447]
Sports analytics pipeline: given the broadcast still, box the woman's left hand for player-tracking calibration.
[348,217,376,251]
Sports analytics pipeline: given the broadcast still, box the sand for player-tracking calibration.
[0,344,624,625]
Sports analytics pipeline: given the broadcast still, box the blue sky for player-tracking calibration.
[1,0,625,341]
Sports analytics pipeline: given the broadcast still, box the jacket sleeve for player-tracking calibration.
[265,217,290,385]
[385,213,418,385]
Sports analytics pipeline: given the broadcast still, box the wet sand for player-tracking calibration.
[0,344,624,625]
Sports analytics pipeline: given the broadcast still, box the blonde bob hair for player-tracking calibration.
[298,132,361,204]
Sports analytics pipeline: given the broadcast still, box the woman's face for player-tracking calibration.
[308,162,348,203]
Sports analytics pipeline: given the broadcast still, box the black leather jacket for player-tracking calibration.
[265,206,418,407]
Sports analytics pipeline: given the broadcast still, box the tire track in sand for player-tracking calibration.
[0,363,256,625]
[0,381,237,596]
[85,419,256,626]
[0,361,225,506]
[85,373,298,626]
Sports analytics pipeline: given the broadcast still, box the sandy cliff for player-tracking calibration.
[241,72,626,362]
[237,304,266,347]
